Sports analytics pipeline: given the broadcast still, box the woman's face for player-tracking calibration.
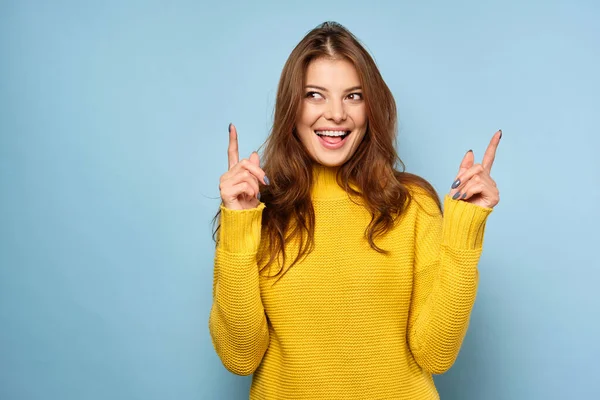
[296,57,368,167]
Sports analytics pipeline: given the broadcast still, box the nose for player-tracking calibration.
[324,98,347,123]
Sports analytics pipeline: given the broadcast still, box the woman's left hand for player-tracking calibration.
[448,130,501,209]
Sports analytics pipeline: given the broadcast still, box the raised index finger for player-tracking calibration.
[228,123,239,170]
[482,130,502,173]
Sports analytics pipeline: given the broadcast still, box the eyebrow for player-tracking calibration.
[305,85,362,92]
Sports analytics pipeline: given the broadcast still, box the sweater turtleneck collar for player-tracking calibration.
[310,163,360,200]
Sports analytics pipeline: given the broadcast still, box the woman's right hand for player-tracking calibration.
[219,123,269,210]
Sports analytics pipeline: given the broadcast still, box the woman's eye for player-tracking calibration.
[306,91,323,99]
[348,93,363,101]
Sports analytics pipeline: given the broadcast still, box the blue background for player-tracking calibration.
[1,0,599,399]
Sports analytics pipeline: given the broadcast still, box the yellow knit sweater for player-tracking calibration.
[209,165,493,399]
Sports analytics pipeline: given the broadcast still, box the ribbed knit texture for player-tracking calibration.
[209,165,493,399]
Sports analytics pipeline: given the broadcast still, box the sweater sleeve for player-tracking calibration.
[407,193,493,374]
[208,203,270,376]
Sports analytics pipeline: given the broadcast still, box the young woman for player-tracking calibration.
[209,21,500,399]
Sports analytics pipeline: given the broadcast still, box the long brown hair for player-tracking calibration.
[215,21,441,279]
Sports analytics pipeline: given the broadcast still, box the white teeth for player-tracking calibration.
[315,130,349,137]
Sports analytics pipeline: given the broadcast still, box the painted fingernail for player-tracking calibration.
[467,149,473,153]
[453,192,461,200]
[499,129,502,140]
[264,175,270,185]
[228,123,232,132]
[257,192,261,201]
[451,179,461,189]
[461,193,467,199]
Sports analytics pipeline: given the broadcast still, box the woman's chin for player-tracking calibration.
[312,154,348,167]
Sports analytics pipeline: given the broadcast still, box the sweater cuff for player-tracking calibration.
[441,194,493,250]
[218,203,266,253]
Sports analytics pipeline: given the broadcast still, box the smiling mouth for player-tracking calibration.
[314,130,351,139]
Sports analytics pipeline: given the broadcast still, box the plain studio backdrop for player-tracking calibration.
[1,0,599,399]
